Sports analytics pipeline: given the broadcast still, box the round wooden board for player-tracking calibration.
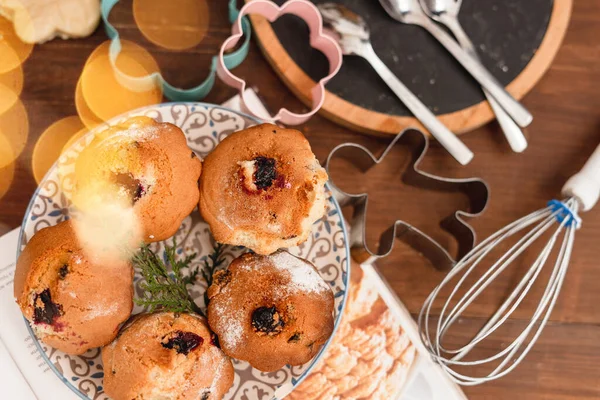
[248,0,572,136]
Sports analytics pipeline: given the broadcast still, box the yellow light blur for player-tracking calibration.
[0,97,29,168]
[32,116,86,184]
[0,65,23,97]
[68,120,145,261]
[79,40,162,122]
[62,127,90,154]
[84,40,160,76]
[0,82,19,115]
[75,77,103,129]
[0,134,15,199]
[133,0,210,51]
[0,16,33,74]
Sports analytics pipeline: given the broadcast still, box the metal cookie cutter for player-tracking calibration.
[325,128,489,270]
[101,0,251,101]
[217,0,343,125]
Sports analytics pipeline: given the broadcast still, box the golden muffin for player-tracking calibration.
[73,116,202,243]
[199,124,328,255]
[102,312,234,400]
[14,220,134,355]
[207,251,335,372]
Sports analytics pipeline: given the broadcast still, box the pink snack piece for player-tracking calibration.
[217,0,343,125]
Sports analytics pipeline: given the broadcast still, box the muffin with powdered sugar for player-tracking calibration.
[207,250,334,372]
[14,220,134,355]
[73,116,202,243]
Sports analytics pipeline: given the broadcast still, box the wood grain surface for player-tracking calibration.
[1,0,599,398]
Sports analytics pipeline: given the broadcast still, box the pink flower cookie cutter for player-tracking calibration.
[217,0,343,125]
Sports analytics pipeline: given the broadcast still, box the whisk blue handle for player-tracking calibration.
[547,200,581,228]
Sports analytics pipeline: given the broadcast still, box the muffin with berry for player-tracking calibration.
[207,250,335,371]
[199,124,328,255]
[73,116,202,243]
[102,312,234,400]
[14,220,134,355]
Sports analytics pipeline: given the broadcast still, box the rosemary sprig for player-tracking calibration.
[132,239,227,317]
[133,238,203,316]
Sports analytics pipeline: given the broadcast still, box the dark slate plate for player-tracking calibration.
[269,0,553,116]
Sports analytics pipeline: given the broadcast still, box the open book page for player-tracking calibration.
[359,264,467,400]
[287,260,467,400]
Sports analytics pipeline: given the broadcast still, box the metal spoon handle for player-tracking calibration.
[420,18,532,128]
[361,44,473,165]
[440,16,528,152]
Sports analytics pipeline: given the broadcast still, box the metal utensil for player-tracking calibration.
[419,142,600,385]
[379,0,533,128]
[325,128,489,270]
[420,0,528,153]
[318,3,473,166]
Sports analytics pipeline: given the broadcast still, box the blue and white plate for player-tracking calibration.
[18,103,350,400]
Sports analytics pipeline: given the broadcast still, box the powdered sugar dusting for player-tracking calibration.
[206,355,226,395]
[213,300,244,350]
[210,252,330,352]
[269,251,330,294]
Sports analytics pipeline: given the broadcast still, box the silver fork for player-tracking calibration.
[379,0,533,129]
[420,0,527,152]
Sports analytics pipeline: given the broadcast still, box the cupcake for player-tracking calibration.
[199,124,328,255]
[102,312,234,400]
[73,116,202,243]
[13,220,133,355]
[207,251,335,372]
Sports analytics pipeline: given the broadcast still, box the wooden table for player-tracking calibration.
[1,1,599,398]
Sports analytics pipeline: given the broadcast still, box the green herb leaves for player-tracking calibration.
[133,239,201,315]
[132,239,226,316]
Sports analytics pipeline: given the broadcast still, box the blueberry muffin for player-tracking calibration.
[73,116,202,243]
[14,220,134,355]
[199,124,328,255]
[102,312,234,400]
[207,251,335,372]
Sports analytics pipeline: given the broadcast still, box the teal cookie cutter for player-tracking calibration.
[101,0,251,101]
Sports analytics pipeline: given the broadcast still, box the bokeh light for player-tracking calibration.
[0,97,29,169]
[133,0,210,51]
[0,65,23,98]
[0,134,15,199]
[32,116,86,184]
[62,127,90,154]
[75,77,103,129]
[0,82,19,114]
[79,39,162,123]
[0,16,33,74]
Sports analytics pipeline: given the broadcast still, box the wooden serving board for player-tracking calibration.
[248,0,571,136]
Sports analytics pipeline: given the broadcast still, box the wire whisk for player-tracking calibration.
[419,143,600,385]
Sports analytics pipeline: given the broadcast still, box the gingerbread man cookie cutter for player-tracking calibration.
[325,128,489,270]
[216,0,343,125]
[100,0,251,100]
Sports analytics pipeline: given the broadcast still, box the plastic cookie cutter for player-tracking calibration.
[217,0,343,125]
[325,128,489,270]
[100,0,251,101]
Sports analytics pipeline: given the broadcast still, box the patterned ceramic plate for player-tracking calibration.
[17,103,350,400]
